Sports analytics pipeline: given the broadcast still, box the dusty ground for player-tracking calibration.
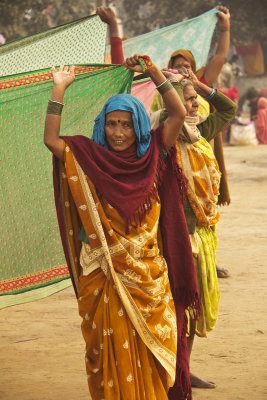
[1,144,267,400]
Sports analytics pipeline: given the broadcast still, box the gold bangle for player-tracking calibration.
[47,99,64,115]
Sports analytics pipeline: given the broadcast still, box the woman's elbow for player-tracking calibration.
[230,101,238,118]
[233,102,238,114]
[44,135,52,149]
[170,104,186,120]
[175,107,187,123]
[43,136,57,153]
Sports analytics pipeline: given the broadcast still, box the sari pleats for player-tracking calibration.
[78,269,170,399]
[190,226,220,337]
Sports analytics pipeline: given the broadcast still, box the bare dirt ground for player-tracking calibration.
[1,144,267,400]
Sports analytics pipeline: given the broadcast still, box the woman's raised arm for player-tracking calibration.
[44,65,75,160]
[124,55,186,148]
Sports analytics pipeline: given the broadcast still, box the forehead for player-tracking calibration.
[106,110,132,121]
[183,85,197,99]
[173,56,191,67]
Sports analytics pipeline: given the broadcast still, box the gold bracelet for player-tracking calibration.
[47,99,64,115]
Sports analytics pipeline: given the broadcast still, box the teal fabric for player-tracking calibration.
[117,8,218,70]
[78,225,89,244]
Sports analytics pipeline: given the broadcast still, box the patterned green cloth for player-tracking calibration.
[0,64,133,309]
[0,14,107,77]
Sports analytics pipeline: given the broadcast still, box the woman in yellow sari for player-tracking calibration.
[151,70,236,388]
[44,56,200,399]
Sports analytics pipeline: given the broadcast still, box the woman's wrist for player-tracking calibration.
[146,63,159,76]
[194,82,213,98]
[205,88,217,101]
[220,24,230,32]
[51,85,66,103]
[146,64,166,85]
[169,76,183,83]
[109,21,120,37]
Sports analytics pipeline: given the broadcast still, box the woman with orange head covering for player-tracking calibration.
[167,6,230,87]
[152,5,232,280]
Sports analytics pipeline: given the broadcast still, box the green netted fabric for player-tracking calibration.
[0,64,133,308]
[0,14,107,77]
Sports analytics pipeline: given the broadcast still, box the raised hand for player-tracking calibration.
[216,5,230,25]
[175,66,190,78]
[96,6,117,25]
[51,65,75,90]
[123,55,147,74]
[186,70,200,88]
[161,68,185,82]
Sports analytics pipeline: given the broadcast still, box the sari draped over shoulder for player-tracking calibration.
[177,118,221,228]
[53,124,200,400]
[167,49,231,205]
[151,102,220,339]
[176,118,221,337]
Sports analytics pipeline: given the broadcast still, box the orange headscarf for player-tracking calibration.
[167,49,205,80]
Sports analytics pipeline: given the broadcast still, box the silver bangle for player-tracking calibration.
[50,99,65,106]
[156,79,168,89]
[156,80,173,95]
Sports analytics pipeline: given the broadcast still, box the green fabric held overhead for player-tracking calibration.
[0,14,107,77]
[0,64,134,309]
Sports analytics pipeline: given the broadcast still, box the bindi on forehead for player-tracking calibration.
[106,118,130,123]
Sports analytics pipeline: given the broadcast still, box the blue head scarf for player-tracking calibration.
[92,94,151,159]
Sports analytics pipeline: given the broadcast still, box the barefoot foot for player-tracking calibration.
[216,266,230,278]
[190,372,216,388]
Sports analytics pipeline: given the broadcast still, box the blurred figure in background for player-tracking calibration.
[0,33,6,45]
[255,97,267,144]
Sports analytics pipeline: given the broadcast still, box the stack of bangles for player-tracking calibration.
[156,79,177,95]
[220,24,230,32]
[47,99,64,115]
[206,88,217,100]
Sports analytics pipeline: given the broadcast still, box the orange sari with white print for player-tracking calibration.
[58,143,177,399]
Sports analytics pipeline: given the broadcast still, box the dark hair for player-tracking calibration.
[230,54,238,63]
[246,87,259,100]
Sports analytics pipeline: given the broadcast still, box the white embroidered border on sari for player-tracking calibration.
[62,151,177,385]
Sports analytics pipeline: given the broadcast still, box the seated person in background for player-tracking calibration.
[238,87,267,121]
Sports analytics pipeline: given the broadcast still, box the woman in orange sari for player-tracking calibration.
[44,56,200,399]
